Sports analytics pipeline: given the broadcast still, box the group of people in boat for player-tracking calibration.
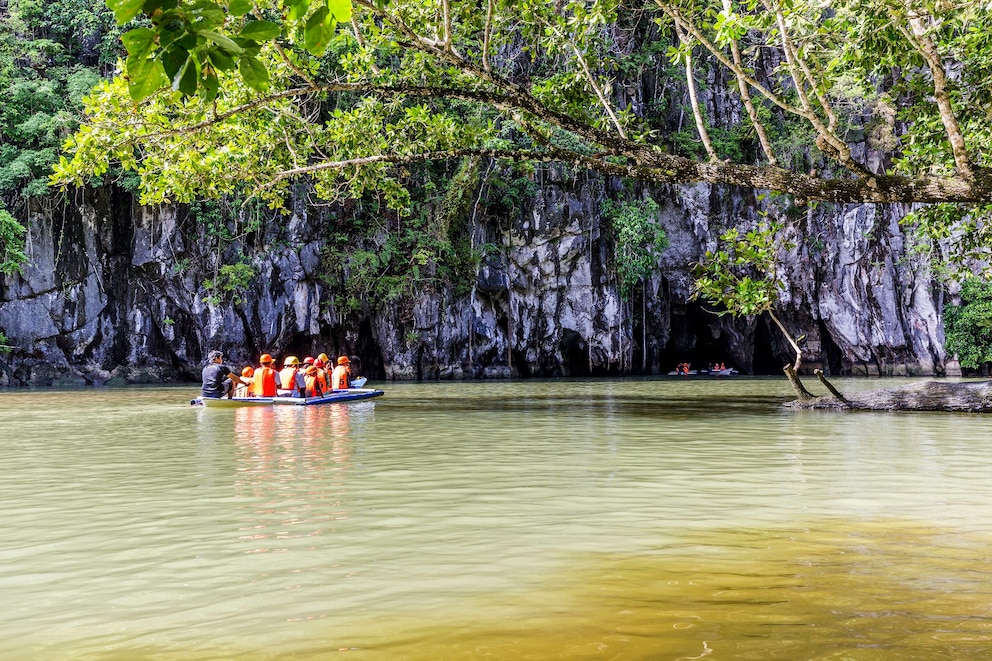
[673,361,731,375]
[201,350,354,400]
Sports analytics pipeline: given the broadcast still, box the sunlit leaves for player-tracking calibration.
[238,55,269,91]
[105,0,145,24]
[240,20,281,41]
[111,0,354,101]
[304,6,336,55]
[692,223,786,317]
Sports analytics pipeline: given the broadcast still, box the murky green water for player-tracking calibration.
[2,378,992,659]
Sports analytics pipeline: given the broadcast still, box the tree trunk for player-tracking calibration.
[785,380,992,412]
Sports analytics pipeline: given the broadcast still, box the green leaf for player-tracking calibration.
[107,0,146,24]
[173,55,199,96]
[125,55,168,101]
[200,69,220,102]
[201,30,245,55]
[327,0,352,21]
[232,36,262,56]
[240,20,282,41]
[284,0,310,21]
[143,0,179,14]
[157,16,187,48]
[122,27,157,58]
[228,0,252,16]
[161,45,189,81]
[238,55,270,92]
[304,6,336,56]
[206,47,237,71]
[189,0,227,29]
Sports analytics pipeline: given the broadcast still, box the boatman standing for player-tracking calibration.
[201,350,246,399]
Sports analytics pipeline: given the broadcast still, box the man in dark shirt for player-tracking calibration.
[201,350,246,399]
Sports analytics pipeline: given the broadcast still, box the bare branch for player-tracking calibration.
[351,15,381,75]
[767,2,866,176]
[901,5,974,181]
[659,1,872,177]
[536,16,629,140]
[721,0,777,166]
[482,0,494,72]
[674,24,719,162]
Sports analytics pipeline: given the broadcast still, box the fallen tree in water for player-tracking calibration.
[785,377,992,412]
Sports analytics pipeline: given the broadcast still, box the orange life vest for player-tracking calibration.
[253,366,278,397]
[279,366,302,394]
[331,364,350,390]
[305,370,326,397]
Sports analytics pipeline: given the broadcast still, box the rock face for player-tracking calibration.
[0,174,949,387]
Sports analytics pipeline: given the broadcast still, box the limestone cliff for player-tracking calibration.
[0,174,949,386]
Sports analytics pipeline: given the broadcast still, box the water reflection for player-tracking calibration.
[2,380,992,659]
[229,405,364,555]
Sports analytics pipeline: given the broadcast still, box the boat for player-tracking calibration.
[193,385,383,408]
[194,396,275,408]
[666,368,739,376]
[272,388,384,405]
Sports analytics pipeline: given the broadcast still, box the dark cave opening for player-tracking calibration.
[658,303,782,375]
[560,329,591,377]
[750,317,782,375]
[819,321,845,376]
[659,303,731,373]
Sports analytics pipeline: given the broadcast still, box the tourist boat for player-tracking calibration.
[192,379,383,408]
[666,368,740,376]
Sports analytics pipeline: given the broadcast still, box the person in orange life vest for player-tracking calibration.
[313,357,330,393]
[278,355,307,397]
[331,355,351,390]
[235,366,255,397]
[304,364,324,397]
[252,353,281,397]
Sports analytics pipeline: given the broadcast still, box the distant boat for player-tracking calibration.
[666,368,738,376]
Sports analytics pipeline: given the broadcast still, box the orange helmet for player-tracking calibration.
[284,355,300,366]
[259,353,274,364]
[241,366,255,377]
[337,356,350,365]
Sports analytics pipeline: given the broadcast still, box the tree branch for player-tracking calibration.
[721,0,777,166]
[901,5,974,181]
[674,24,719,162]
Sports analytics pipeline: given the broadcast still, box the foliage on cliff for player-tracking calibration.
[0,0,122,266]
[943,277,992,371]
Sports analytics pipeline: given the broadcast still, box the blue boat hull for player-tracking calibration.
[195,388,384,408]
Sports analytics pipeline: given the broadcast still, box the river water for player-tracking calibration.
[2,378,991,659]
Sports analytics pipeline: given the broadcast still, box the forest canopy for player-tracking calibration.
[50,0,991,215]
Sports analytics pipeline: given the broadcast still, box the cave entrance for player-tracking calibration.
[560,329,591,377]
[819,321,844,376]
[659,302,733,374]
[751,318,781,375]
